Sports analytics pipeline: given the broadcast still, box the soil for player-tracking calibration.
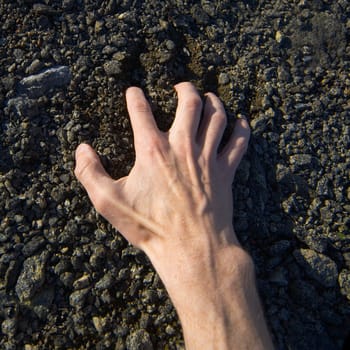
[0,0,349,349]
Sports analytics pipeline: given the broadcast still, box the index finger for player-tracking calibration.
[126,87,160,151]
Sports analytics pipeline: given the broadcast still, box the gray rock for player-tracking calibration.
[69,287,90,308]
[293,249,338,287]
[22,236,46,257]
[6,96,39,117]
[18,66,71,98]
[15,251,49,302]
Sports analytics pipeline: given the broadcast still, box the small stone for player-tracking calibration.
[73,274,90,290]
[92,316,106,334]
[60,272,74,288]
[165,325,175,335]
[95,20,105,33]
[191,4,210,25]
[275,31,283,43]
[126,329,153,350]
[25,59,43,75]
[62,0,75,10]
[218,72,230,85]
[22,236,46,257]
[32,4,59,16]
[338,269,350,300]
[1,318,17,336]
[95,273,114,290]
[103,60,122,76]
[69,287,90,308]
[15,251,49,302]
[293,249,338,287]
[269,240,292,256]
[6,97,39,117]
[165,40,176,51]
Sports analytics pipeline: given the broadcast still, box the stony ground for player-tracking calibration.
[0,0,349,349]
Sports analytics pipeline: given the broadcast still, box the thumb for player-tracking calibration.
[74,143,163,247]
[74,143,113,201]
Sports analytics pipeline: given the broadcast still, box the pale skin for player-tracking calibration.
[74,82,274,349]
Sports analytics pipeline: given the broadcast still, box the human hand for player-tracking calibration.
[74,82,249,248]
[75,82,273,349]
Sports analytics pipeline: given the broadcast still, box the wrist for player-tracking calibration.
[149,242,273,350]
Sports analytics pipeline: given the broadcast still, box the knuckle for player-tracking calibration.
[133,99,151,114]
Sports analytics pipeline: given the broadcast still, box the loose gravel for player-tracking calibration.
[0,1,349,349]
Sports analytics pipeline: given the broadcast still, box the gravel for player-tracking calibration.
[0,0,349,349]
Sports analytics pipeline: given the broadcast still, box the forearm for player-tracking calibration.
[150,242,274,350]
[176,264,273,350]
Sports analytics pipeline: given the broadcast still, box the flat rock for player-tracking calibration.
[18,66,71,98]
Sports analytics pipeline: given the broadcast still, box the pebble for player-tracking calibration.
[103,60,122,76]
[218,72,230,85]
[15,252,49,302]
[338,269,350,300]
[69,288,90,308]
[126,329,153,350]
[293,249,338,288]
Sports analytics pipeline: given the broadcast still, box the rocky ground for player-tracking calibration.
[0,0,349,349]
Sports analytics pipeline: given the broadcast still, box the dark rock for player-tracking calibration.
[15,251,49,302]
[95,273,114,290]
[69,287,90,308]
[22,236,46,257]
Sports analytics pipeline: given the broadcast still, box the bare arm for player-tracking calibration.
[74,82,274,349]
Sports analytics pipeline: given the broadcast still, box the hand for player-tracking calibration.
[75,82,273,349]
[75,81,250,290]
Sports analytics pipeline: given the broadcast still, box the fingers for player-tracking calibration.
[125,87,160,152]
[169,82,203,142]
[197,92,227,158]
[218,117,250,178]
